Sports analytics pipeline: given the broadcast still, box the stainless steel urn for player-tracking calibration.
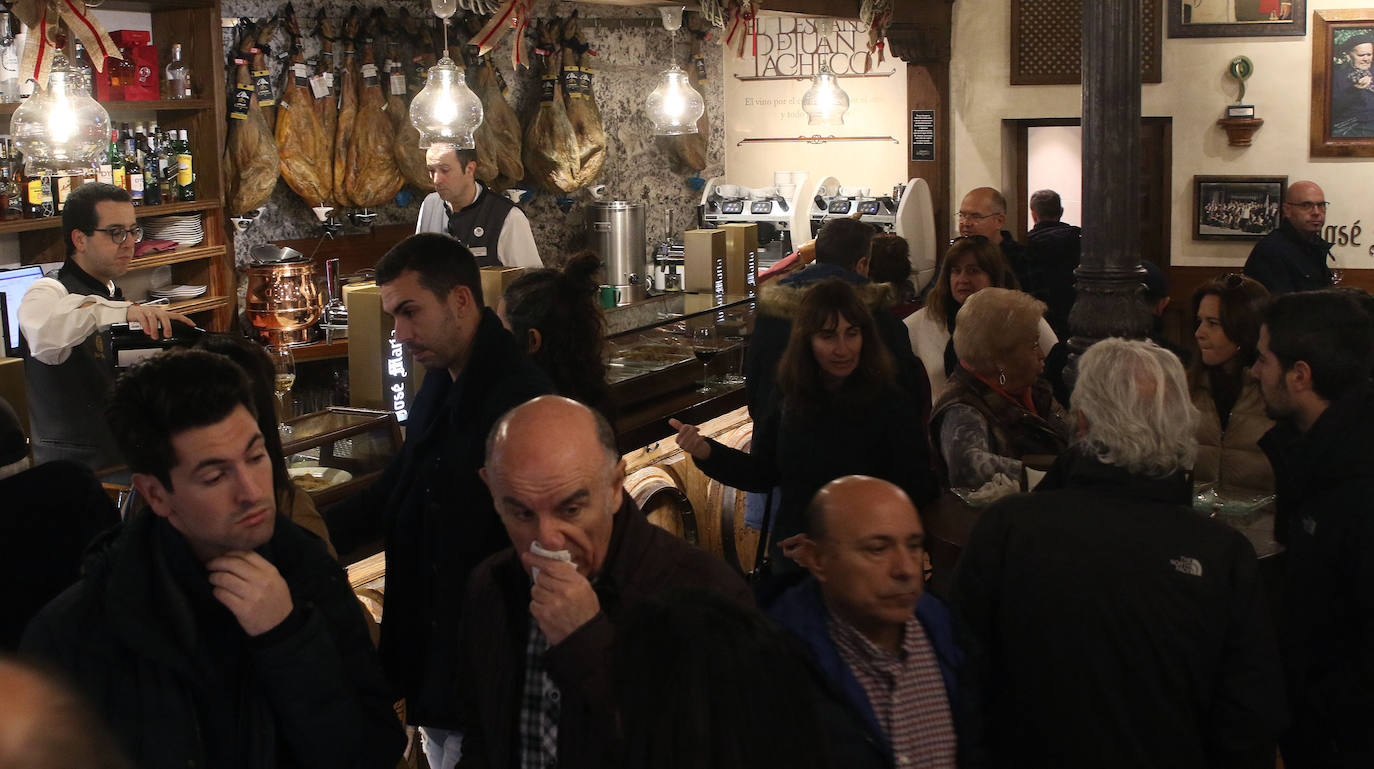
[586,200,647,304]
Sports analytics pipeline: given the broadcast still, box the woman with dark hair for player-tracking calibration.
[614,588,830,769]
[905,235,1057,403]
[672,278,936,573]
[497,250,612,417]
[1189,273,1274,493]
[867,233,919,320]
[193,333,337,558]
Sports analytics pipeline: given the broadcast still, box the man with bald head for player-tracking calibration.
[957,186,1028,289]
[769,475,971,769]
[456,396,751,769]
[0,659,131,769]
[1244,180,1334,294]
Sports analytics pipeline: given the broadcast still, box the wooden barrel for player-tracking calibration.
[626,466,698,545]
[703,422,763,575]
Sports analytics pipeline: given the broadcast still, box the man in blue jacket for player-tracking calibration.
[769,475,975,769]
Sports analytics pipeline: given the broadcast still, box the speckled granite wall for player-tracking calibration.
[220,0,725,269]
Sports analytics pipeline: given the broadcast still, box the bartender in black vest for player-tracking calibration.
[17,183,190,471]
[415,145,543,269]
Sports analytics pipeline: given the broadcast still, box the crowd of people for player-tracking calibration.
[1,175,1369,769]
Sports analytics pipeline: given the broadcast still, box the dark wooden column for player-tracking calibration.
[1070,0,1153,356]
[890,17,953,250]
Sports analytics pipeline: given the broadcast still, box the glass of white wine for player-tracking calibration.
[269,344,296,436]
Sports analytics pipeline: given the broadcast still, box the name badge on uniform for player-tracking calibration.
[473,226,485,238]
[471,246,488,257]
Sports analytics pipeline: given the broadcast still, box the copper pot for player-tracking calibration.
[245,260,322,346]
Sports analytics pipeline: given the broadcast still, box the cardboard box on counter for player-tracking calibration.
[683,229,726,294]
[718,223,759,296]
[479,266,524,309]
[345,282,420,416]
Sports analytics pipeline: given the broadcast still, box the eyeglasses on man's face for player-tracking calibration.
[90,225,144,245]
[956,211,1001,221]
[1284,201,1329,212]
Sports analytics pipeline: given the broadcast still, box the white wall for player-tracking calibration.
[723,14,908,195]
[951,0,1374,268]
[1026,125,1083,227]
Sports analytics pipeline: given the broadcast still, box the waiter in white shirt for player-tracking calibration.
[415,144,543,269]
[18,183,190,471]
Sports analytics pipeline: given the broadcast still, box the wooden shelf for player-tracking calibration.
[293,339,350,362]
[0,200,218,235]
[167,295,231,315]
[130,243,226,270]
[0,99,213,118]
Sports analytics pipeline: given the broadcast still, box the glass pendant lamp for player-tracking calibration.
[801,63,849,126]
[646,6,704,136]
[11,50,111,176]
[409,0,484,148]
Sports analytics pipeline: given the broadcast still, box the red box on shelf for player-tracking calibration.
[102,30,159,101]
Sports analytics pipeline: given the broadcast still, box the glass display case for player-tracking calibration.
[605,292,755,409]
[281,407,402,508]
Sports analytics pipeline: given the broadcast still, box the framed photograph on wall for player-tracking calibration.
[1168,0,1306,38]
[1310,10,1374,157]
[1193,175,1287,241]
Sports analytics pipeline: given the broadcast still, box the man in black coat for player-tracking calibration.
[21,349,404,769]
[1243,181,1334,294]
[951,338,1286,769]
[456,396,752,769]
[326,233,553,768]
[1024,189,1080,339]
[1251,291,1374,768]
[956,187,1027,293]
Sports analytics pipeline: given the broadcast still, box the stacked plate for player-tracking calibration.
[149,283,207,300]
[142,214,204,247]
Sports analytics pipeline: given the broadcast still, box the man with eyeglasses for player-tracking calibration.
[956,187,1029,294]
[18,182,191,471]
[1243,181,1334,295]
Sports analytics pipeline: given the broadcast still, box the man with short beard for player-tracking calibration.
[1252,290,1374,767]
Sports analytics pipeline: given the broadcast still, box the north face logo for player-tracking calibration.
[1170,557,1203,577]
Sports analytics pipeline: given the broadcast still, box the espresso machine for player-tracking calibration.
[699,172,810,273]
[807,176,937,293]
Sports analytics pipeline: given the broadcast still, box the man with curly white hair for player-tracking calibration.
[949,337,1287,768]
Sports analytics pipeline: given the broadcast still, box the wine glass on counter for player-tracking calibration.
[269,343,296,435]
[692,325,720,393]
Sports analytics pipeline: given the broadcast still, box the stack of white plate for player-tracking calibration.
[142,214,204,247]
[149,283,207,300]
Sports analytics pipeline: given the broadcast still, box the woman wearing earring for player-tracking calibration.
[931,287,1070,489]
[1189,273,1274,494]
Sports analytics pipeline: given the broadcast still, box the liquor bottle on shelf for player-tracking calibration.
[165,43,192,99]
[24,172,53,219]
[108,130,125,191]
[123,130,144,205]
[154,126,174,203]
[141,131,161,206]
[96,131,114,186]
[4,138,21,221]
[0,140,15,221]
[54,175,75,213]
[175,129,194,201]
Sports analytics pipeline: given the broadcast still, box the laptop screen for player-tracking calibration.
[0,265,44,355]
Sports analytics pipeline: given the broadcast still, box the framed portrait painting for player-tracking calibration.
[1311,10,1374,157]
[1193,175,1287,241]
[1168,0,1306,38]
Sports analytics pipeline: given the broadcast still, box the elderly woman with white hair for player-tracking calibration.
[930,287,1071,489]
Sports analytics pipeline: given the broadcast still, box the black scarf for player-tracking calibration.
[943,301,961,377]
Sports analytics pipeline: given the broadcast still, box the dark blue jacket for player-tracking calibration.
[768,577,976,768]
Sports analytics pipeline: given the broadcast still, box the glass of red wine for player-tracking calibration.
[692,325,720,393]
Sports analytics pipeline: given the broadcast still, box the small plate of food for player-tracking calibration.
[289,466,354,493]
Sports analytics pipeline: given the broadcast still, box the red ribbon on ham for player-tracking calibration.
[12,0,123,89]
